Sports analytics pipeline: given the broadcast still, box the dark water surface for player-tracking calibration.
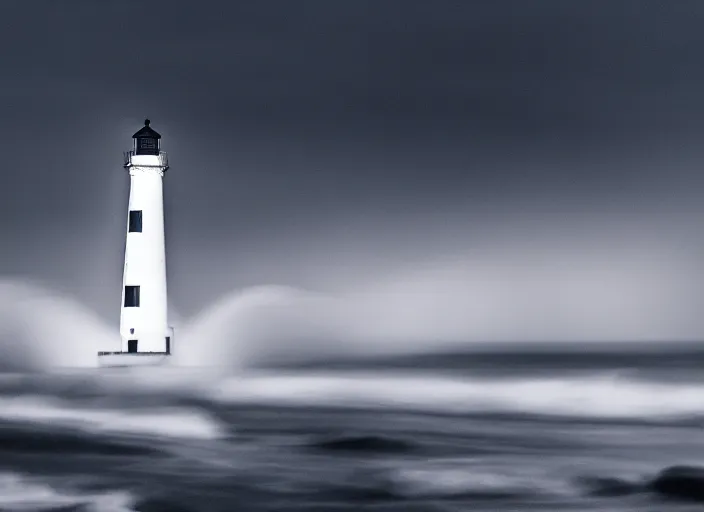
[0,348,702,511]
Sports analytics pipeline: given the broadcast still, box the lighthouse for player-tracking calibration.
[98,119,174,367]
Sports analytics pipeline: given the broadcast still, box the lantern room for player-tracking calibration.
[132,119,162,155]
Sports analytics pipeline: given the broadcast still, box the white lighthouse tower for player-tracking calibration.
[98,119,174,367]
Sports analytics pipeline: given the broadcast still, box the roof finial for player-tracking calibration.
[144,118,151,126]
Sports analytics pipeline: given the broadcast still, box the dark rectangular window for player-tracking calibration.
[127,340,138,353]
[165,336,171,354]
[128,210,142,232]
[136,137,158,155]
[124,286,140,307]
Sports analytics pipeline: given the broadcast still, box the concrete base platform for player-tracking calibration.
[97,351,171,368]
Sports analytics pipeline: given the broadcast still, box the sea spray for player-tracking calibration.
[0,243,701,373]
[0,279,116,371]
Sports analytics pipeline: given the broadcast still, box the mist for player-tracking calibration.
[174,221,704,368]
[0,220,696,372]
[1,4,704,511]
[0,2,703,365]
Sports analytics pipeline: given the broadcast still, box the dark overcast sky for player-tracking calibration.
[3,0,704,337]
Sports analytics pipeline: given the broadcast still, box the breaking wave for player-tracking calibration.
[209,372,704,421]
[0,279,116,372]
[0,367,700,423]
[312,465,572,503]
[0,395,224,440]
[8,372,696,424]
[0,472,135,512]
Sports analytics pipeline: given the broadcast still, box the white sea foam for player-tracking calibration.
[0,472,135,511]
[11,367,702,422]
[5,362,700,422]
[209,372,704,420]
[0,395,224,440]
[389,465,571,498]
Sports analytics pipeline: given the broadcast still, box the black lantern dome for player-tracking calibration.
[132,119,161,155]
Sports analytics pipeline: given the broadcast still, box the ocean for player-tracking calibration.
[0,348,702,511]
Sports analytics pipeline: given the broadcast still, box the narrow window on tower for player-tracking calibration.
[128,210,142,232]
[124,286,140,307]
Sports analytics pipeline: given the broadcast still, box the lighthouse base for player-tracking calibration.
[97,351,171,368]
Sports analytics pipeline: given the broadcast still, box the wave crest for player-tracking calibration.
[0,472,134,511]
[211,372,704,421]
[0,395,224,440]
